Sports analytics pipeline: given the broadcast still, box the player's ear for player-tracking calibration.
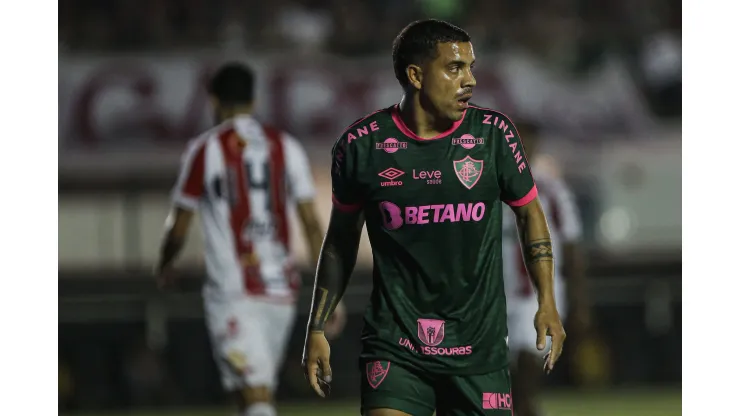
[406,65,423,90]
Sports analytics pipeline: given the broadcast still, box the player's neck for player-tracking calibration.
[398,94,453,139]
[217,106,253,123]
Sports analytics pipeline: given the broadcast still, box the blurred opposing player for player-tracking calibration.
[301,20,565,416]
[503,121,590,416]
[154,63,346,416]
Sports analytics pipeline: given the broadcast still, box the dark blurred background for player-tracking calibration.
[58,0,681,414]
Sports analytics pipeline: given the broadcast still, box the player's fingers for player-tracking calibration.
[319,356,333,384]
[305,362,325,398]
[535,324,547,351]
[546,328,566,373]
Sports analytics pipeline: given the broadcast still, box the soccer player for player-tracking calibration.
[301,20,566,416]
[503,121,590,416]
[154,63,347,416]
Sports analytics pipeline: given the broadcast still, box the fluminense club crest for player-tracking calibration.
[453,155,484,190]
[366,360,390,389]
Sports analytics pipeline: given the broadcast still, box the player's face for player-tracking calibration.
[421,41,477,122]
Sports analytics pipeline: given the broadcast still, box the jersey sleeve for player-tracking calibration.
[330,136,362,212]
[171,139,206,211]
[550,179,583,243]
[495,114,538,207]
[283,133,316,202]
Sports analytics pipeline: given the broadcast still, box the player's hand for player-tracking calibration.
[302,331,332,398]
[324,301,347,340]
[534,302,566,374]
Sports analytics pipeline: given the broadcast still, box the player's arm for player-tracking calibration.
[303,206,364,397]
[284,133,349,338]
[511,200,556,308]
[155,208,194,277]
[306,136,365,333]
[154,139,205,286]
[495,114,565,371]
[283,134,325,264]
[302,136,365,397]
[494,117,554,303]
[296,201,324,263]
[307,207,364,332]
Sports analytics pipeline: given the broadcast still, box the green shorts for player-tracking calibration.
[360,360,513,415]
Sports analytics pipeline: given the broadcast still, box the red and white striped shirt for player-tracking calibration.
[172,115,315,302]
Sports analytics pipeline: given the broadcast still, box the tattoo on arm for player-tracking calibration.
[524,238,554,264]
[311,288,337,330]
[306,210,363,332]
[307,249,350,332]
[323,295,338,323]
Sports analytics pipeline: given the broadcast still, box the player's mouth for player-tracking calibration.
[456,94,472,109]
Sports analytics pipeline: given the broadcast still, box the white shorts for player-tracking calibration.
[507,285,567,358]
[204,296,296,391]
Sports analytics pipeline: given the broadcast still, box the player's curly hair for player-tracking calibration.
[392,19,471,89]
[208,62,255,105]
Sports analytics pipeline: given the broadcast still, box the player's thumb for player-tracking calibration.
[536,325,547,351]
[320,356,333,383]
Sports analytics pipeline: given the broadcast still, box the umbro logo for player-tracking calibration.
[378,167,404,187]
[378,167,404,180]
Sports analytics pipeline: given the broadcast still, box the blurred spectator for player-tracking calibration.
[58,0,679,64]
[276,0,335,53]
[493,2,655,137]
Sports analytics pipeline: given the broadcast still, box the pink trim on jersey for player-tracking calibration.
[391,104,466,141]
[505,185,538,207]
[332,194,362,212]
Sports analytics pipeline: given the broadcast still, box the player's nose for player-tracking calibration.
[461,69,476,89]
